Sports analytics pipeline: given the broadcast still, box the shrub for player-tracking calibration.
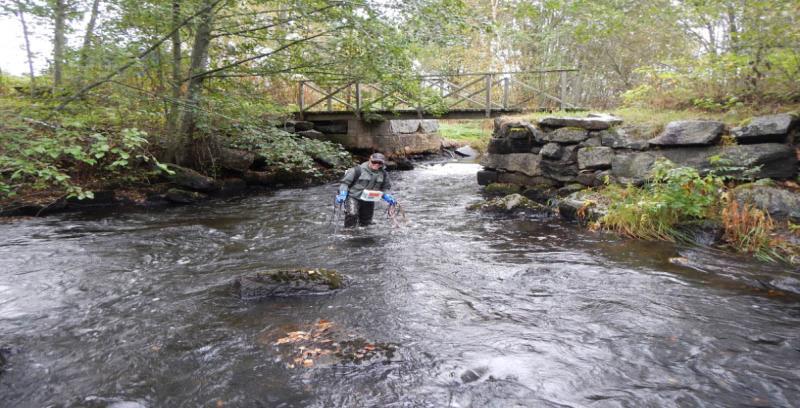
[720,196,780,262]
[228,126,352,179]
[597,159,723,241]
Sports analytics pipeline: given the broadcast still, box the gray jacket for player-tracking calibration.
[339,162,391,200]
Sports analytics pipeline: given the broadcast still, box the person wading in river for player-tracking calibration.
[335,152,397,227]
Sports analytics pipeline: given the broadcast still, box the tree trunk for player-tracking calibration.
[53,0,67,93]
[14,1,36,97]
[167,0,182,137]
[177,0,214,166]
[79,0,101,67]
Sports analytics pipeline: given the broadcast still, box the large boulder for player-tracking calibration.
[540,160,578,183]
[540,143,562,159]
[477,170,499,185]
[599,127,651,150]
[493,118,538,138]
[539,115,620,131]
[733,185,800,222]
[578,146,614,170]
[217,147,255,173]
[480,153,542,177]
[454,145,479,158]
[558,190,608,222]
[541,127,589,144]
[648,120,724,146]
[467,193,551,214]
[235,268,344,300]
[610,152,658,185]
[164,188,208,204]
[732,113,798,144]
[166,164,220,193]
[612,144,797,184]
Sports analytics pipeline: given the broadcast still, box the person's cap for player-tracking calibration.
[369,153,386,164]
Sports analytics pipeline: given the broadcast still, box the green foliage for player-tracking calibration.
[0,106,166,200]
[597,159,724,241]
[228,125,352,179]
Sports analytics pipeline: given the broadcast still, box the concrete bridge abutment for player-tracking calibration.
[299,118,443,157]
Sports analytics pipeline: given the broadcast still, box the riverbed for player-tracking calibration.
[1,161,799,407]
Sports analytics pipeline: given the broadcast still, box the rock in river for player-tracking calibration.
[234,268,343,299]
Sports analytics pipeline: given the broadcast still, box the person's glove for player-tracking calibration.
[335,190,348,204]
[382,193,397,206]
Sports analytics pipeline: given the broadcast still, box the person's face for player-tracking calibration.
[369,160,383,170]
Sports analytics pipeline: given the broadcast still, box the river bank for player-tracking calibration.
[475,111,800,266]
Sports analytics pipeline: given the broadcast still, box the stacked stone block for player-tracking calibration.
[479,113,799,188]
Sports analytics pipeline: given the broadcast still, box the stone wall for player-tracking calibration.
[478,113,799,188]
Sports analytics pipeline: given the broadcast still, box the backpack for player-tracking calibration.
[345,165,388,190]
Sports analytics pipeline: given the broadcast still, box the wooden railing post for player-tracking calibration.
[502,76,509,109]
[298,81,304,120]
[485,74,492,117]
[326,86,332,112]
[560,70,567,110]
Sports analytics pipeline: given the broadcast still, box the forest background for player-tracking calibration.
[1,0,798,202]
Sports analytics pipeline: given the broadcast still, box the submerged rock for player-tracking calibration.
[164,188,207,204]
[234,268,343,299]
[454,145,479,158]
[483,183,522,197]
[259,320,398,368]
[468,193,551,214]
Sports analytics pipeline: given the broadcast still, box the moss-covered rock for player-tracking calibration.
[558,190,608,222]
[235,268,344,299]
[483,183,522,197]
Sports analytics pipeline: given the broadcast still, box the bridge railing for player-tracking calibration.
[296,69,579,119]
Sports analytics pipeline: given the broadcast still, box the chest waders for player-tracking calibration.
[343,166,388,227]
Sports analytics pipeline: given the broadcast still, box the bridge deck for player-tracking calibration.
[297,108,527,121]
[297,107,590,121]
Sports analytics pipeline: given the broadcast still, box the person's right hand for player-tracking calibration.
[335,191,348,204]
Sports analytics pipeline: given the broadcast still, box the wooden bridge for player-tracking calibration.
[296,69,581,121]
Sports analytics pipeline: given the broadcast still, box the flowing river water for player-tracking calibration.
[1,161,800,407]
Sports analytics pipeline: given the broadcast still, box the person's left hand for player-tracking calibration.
[382,193,397,206]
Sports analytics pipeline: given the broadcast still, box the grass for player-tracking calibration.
[438,119,493,152]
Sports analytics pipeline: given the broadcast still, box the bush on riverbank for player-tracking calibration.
[591,159,800,264]
[0,91,351,211]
